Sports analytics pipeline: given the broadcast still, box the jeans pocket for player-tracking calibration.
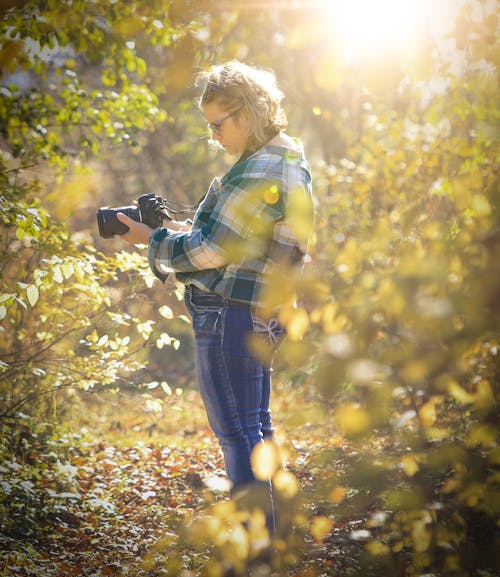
[251,310,286,349]
[193,307,223,334]
[185,288,224,334]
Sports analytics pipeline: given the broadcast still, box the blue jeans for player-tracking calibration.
[184,285,285,526]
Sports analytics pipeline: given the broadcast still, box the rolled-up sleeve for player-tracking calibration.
[147,222,231,284]
[147,152,290,287]
[148,227,171,283]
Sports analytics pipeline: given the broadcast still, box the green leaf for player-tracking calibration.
[26,284,39,307]
[61,261,74,280]
[53,265,64,284]
[0,293,16,305]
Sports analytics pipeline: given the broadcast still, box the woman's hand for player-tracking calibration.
[116,213,154,245]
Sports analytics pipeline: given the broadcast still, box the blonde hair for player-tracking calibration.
[195,61,288,152]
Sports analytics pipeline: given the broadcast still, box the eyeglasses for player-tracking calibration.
[207,106,243,136]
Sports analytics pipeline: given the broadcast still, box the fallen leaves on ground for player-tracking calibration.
[0,385,430,577]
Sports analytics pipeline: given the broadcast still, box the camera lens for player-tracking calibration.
[96,205,141,238]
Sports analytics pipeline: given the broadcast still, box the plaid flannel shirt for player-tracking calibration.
[148,138,313,306]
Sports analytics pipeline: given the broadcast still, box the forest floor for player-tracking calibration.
[1,382,370,577]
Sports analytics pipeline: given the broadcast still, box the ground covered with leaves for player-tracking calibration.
[0,383,375,577]
[1,383,498,577]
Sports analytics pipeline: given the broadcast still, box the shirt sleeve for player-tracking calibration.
[148,167,284,278]
[148,227,170,283]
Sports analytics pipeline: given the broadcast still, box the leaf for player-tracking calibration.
[281,307,309,341]
[97,335,109,347]
[310,515,334,543]
[366,540,391,555]
[448,381,475,404]
[250,441,281,481]
[273,470,299,499]
[137,320,155,340]
[160,382,172,395]
[26,284,39,307]
[159,305,174,319]
[412,518,432,552]
[156,333,172,349]
[466,425,497,448]
[474,380,493,410]
[0,292,16,305]
[329,486,346,504]
[61,260,74,280]
[53,265,64,284]
[401,455,419,477]
[418,401,436,427]
[335,403,370,437]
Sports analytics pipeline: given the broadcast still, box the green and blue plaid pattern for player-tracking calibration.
[148,140,313,306]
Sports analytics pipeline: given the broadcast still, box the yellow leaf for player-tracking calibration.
[273,470,299,499]
[213,500,237,518]
[159,305,173,319]
[329,486,346,504]
[412,519,432,552]
[228,523,249,559]
[401,455,419,477]
[448,381,475,404]
[250,440,281,481]
[321,302,338,333]
[443,478,461,494]
[113,15,147,35]
[474,380,493,410]
[335,404,370,437]
[0,40,25,73]
[459,482,484,507]
[287,184,314,246]
[310,516,334,543]
[280,307,309,341]
[419,401,436,427]
[205,560,224,577]
[471,194,491,216]
[365,540,390,555]
[466,425,497,448]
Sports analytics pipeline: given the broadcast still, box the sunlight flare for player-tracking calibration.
[332,0,430,62]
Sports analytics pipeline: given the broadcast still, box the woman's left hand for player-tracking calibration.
[117,212,154,245]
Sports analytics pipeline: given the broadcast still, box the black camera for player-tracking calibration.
[97,193,170,238]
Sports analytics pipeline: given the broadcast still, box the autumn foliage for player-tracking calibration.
[1,1,498,576]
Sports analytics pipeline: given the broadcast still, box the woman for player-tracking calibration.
[117,61,313,533]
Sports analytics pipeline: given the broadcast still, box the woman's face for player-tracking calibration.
[203,100,250,157]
